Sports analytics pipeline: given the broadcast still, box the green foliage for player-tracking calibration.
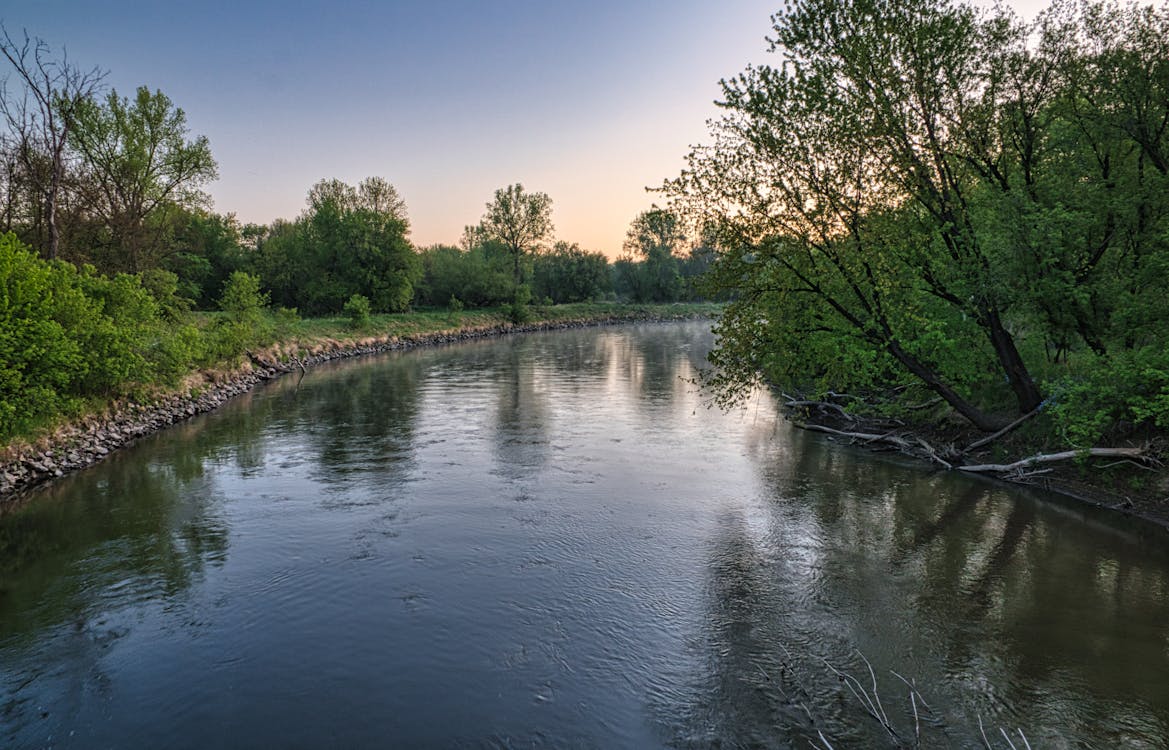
[479,183,554,289]
[251,178,421,315]
[162,210,253,308]
[0,234,89,435]
[139,268,193,322]
[507,284,533,323]
[69,86,218,273]
[1046,347,1169,447]
[617,208,684,303]
[531,242,611,304]
[0,232,215,437]
[665,0,1169,439]
[343,293,372,330]
[218,271,269,324]
[414,243,515,308]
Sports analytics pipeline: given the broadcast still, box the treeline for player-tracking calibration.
[666,0,1169,448]
[0,26,723,440]
[0,25,714,318]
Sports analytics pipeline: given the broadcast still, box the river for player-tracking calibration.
[1,321,1167,748]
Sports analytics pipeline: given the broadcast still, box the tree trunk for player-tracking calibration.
[45,175,59,261]
[983,307,1043,413]
[886,339,1005,432]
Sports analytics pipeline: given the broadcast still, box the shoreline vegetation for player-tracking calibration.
[1,300,1165,532]
[0,304,717,506]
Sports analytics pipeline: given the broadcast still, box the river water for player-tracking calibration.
[1,321,1167,748]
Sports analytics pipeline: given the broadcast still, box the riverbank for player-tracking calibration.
[782,400,1169,532]
[0,304,716,508]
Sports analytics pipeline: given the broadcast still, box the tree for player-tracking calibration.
[479,183,554,292]
[665,0,1169,439]
[415,243,513,308]
[252,178,420,314]
[0,26,105,259]
[70,86,217,272]
[532,241,611,303]
[665,0,1049,429]
[622,207,684,302]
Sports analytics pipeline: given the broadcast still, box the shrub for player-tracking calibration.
[343,293,372,330]
[219,271,269,324]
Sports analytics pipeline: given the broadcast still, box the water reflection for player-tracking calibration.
[738,422,1169,747]
[491,338,552,480]
[0,322,1167,748]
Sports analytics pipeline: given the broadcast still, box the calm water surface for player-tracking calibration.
[1,321,1167,748]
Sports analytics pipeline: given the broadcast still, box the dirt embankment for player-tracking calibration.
[0,312,703,507]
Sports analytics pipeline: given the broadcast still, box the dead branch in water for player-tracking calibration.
[797,423,955,469]
[244,349,291,373]
[959,447,1156,475]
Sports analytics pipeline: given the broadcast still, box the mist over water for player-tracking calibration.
[2,321,1167,748]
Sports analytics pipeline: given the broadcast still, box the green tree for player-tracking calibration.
[622,207,684,302]
[415,243,512,308]
[251,178,420,315]
[162,209,252,308]
[69,86,217,272]
[666,0,1050,429]
[479,183,554,293]
[218,270,268,324]
[666,0,1169,441]
[532,241,611,303]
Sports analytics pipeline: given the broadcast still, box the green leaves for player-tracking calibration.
[667,0,1169,439]
[252,178,421,315]
[69,86,218,272]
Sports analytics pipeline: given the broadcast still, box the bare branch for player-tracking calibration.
[960,447,1155,474]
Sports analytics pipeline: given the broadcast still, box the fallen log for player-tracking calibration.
[959,447,1153,474]
[798,422,909,448]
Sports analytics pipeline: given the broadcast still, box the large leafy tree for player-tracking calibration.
[479,183,554,291]
[666,0,1169,438]
[621,207,684,303]
[70,86,217,272]
[254,177,420,314]
[666,0,1043,429]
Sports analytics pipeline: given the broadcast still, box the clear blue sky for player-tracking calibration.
[3,0,1048,257]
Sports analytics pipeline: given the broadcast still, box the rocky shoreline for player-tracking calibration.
[0,312,701,509]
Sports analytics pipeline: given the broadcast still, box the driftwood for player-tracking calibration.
[782,398,1161,486]
[959,447,1153,474]
[245,349,279,371]
[797,423,954,469]
[799,422,909,448]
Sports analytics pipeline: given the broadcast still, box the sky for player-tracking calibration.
[3,0,1050,258]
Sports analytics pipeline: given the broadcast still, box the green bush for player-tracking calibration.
[219,271,269,324]
[1046,346,1169,447]
[343,293,372,330]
